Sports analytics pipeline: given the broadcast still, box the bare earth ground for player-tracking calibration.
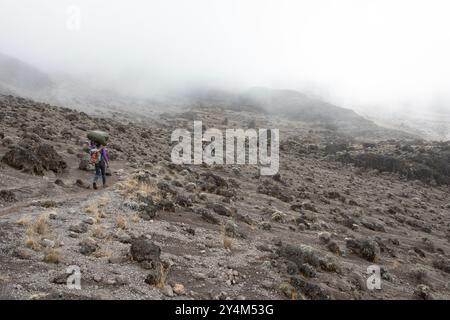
[0,95,449,300]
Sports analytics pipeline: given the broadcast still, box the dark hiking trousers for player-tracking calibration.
[94,161,106,185]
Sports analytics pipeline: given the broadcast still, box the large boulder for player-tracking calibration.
[79,237,99,255]
[130,238,165,287]
[2,140,66,175]
[79,155,94,171]
[2,145,43,175]
[0,190,16,203]
[130,238,162,269]
[35,143,67,173]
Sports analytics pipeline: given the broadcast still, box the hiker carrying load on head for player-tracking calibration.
[87,130,110,190]
[89,141,110,189]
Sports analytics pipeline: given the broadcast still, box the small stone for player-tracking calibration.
[166,225,177,232]
[185,183,196,192]
[327,241,342,255]
[68,231,79,238]
[414,284,433,300]
[69,222,88,234]
[286,261,299,275]
[14,248,33,260]
[216,291,228,300]
[200,210,220,224]
[272,238,283,247]
[41,239,55,248]
[52,273,68,285]
[145,269,162,286]
[161,285,174,297]
[261,222,272,230]
[271,211,284,222]
[79,237,99,255]
[261,280,274,289]
[224,221,238,237]
[115,276,128,285]
[198,193,208,201]
[211,203,232,217]
[193,273,207,280]
[350,272,366,291]
[75,179,86,188]
[318,232,331,243]
[173,283,186,295]
[83,217,96,225]
[108,256,126,264]
[49,212,58,220]
[54,179,65,187]
[279,282,296,298]
[298,263,317,278]
[93,275,102,282]
[302,202,317,212]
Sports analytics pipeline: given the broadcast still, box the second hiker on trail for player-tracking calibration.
[87,130,110,190]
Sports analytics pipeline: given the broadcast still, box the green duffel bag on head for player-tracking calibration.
[87,130,109,146]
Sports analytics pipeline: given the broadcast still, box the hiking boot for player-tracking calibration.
[93,182,98,190]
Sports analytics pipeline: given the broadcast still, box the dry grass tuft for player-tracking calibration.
[43,249,62,264]
[223,236,233,251]
[156,263,171,289]
[0,274,9,283]
[291,291,298,300]
[85,203,97,214]
[29,293,49,300]
[34,214,49,235]
[116,214,128,230]
[92,225,107,239]
[24,213,50,251]
[97,195,110,208]
[116,179,139,195]
[130,213,141,223]
[25,236,40,251]
[118,178,162,202]
[92,249,113,259]
[86,203,105,223]
[138,182,158,195]
[17,216,32,226]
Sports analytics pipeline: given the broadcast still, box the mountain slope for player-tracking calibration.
[0,52,53,97]
[0,94,449,300]
[0,53,416,141]
[240,87,416,140]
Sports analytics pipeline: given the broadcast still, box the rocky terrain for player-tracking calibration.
[0,94,449,300]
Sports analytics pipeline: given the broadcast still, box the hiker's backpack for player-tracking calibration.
[89,148,101,164]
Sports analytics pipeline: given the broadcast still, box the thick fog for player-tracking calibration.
[1,0,450,113]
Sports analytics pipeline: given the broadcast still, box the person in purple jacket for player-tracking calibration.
[92,142,110,189]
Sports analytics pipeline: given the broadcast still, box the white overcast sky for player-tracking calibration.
[1,0,450,112]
